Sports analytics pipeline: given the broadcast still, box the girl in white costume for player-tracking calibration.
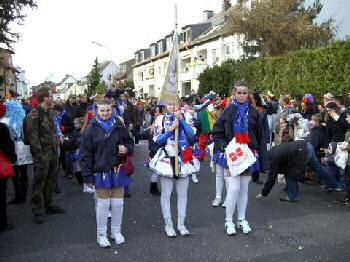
[212,82,265,236]
[149,102,199,237]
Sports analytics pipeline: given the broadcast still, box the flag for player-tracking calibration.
[158,30,179,105]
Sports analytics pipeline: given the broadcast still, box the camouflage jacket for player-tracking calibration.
[26,105,58,162]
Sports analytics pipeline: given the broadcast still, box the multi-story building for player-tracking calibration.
[0,47,18,98]
[15,66,28,97]
[113,59,135,87]
[133,0,246,98]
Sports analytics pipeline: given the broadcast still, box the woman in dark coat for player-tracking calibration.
[0,103,17,232]
[212,81,266,236]
[80,98,134,248]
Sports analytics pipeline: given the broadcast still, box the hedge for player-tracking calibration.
[198,39,350,101]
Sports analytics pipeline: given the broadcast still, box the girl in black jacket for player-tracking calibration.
[80,98,134,248]
[212,82,266,236]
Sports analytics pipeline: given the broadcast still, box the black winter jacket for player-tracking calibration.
[0,123,17,164]
[212,103,267,164]
[80,118,134,183]
[261,141,308,196]
[307,125,325,159]
[324,115,349,147]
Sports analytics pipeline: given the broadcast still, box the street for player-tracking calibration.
[0,141,350,262]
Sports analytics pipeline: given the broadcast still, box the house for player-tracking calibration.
[0,47,18,98]
[56,74,81,100]
[15,66,28,97]
[133,0,247,98]
[113,59,135,87]
[99,60,119,89]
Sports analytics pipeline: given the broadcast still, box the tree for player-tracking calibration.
[88,57,101,97]
[96,81,106,95]
[0,0,37,46]
[227,0,335,57]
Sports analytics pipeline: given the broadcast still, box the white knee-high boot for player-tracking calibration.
[96,198,111,247]
[111,198,125,244]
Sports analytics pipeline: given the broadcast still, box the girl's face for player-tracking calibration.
[301,102,307,111]
[74,122,82,130]
[110,98,116,107]
[235,86,249,103]
[97,105,112,120]
[310,119,318,129]
[166,102,176,114]
[279,118,286,125]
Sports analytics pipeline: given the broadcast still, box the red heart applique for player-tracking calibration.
[229,148,244,162]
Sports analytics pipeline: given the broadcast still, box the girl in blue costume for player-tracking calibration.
[212,82,266,236]
[149,101,199,237]
[80,98,134,248]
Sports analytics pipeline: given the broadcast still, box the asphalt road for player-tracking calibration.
[1,141,350,262]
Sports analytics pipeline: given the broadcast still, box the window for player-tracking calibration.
[212,49,217,65]
[158,42,163,53]
[151,46,156,57]
[225,44,231,56]
[166,37,172,51]
[139,71,144,81]
[135,54,138,63]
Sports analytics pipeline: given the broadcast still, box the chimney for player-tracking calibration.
[203,10,214,22]
[222,0,232,11]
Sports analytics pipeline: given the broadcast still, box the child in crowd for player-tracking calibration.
[322,143,346,191]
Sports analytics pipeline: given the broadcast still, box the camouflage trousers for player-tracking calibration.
[31,149,58,215]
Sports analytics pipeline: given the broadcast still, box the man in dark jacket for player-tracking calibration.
[257,141,339,202]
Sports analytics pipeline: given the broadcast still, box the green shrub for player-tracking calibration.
[198,39,350,101]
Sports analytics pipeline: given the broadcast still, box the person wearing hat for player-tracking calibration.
[324,102,349,148]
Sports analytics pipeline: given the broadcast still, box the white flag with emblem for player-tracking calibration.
[158,30,179,105]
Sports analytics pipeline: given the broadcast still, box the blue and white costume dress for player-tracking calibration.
[149,112,200,237]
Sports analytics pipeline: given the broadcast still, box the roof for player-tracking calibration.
[57,74,77,86]
[133,3,239,68]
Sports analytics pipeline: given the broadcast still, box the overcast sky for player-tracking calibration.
[10,0,350,86]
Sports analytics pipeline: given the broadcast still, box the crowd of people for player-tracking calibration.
[0,83,349,248]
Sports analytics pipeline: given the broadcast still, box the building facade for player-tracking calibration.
[0,48,18,98]
[133,1,245,98]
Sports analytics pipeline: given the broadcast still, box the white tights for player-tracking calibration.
[225,175,251,222]
[160,176,189,220]
[150,173,159,183]
[215,165,229,199]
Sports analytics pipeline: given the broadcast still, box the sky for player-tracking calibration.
[10,0,350,86]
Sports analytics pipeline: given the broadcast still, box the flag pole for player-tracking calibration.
[174,4,179,178]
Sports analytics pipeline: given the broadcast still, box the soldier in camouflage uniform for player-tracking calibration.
[26,87,65,224]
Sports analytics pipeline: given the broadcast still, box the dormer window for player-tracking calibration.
[158,42,163,53]
[151,46,156,57]
[135,53,139,63]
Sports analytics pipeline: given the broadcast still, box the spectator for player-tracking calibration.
[0,103,17,232]
[324,102,348,147]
